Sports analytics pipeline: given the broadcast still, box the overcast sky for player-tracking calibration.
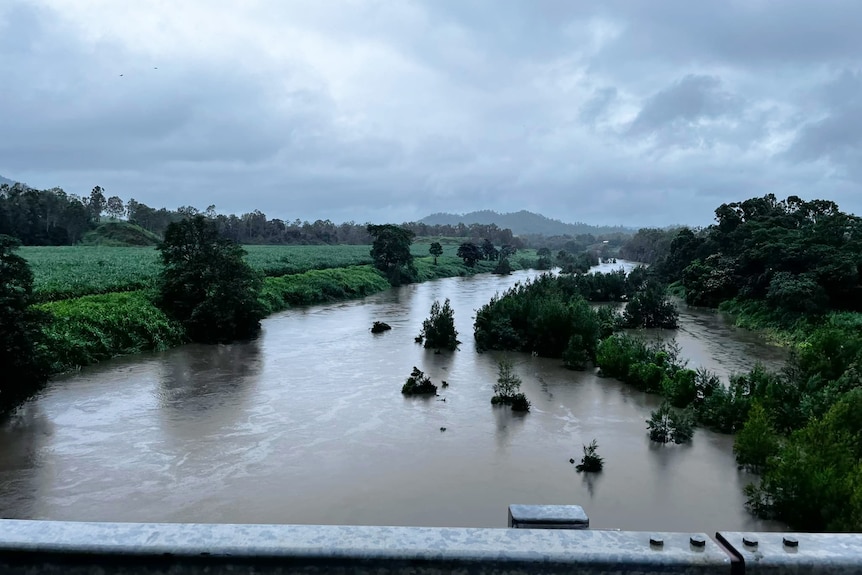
[2,1,861,226]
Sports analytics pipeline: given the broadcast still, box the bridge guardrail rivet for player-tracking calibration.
[782,535,799,548]
[690,535,706,548]
[742,535,759,548]
[649,535,664,548]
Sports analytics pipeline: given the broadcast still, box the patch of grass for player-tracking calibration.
[259,265,391,313]
[37,291,186,373]
[81,221,162,246]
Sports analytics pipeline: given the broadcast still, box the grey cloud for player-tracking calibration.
[628,75,742,136]
[3,0,862,226]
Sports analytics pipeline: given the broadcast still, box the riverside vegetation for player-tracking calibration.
[614,194,862,531]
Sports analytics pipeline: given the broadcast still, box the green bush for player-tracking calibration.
[647,402,695,444]
[421,299,459,351]
[402,366,437,395]
[575,439,604,472]
[38,291,186,373]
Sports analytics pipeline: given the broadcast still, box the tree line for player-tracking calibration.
[0,184,523,247]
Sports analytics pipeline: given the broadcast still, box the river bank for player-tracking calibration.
[35,255,506,374]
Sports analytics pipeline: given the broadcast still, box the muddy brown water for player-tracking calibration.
[0,263,786,531]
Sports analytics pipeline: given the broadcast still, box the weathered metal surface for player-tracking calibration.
[717,531,862,574]
[0,520,731,574]
[507,503,589,529]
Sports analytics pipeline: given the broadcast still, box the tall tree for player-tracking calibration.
[429,241,443,265]
[367,224,416,285]
[105,196,125,220]
[0,235,50,414]
[88,186,107,222]
[157,216,265,343]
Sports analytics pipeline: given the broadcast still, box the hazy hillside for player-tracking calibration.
[420,210,631,236]
[0,174,15,186]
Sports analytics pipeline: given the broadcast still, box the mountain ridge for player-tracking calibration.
[419,209,631,236]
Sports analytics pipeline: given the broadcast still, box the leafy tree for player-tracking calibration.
[622,280,679,328]
[88,186,107,222]
[157,216,265,343]
[420,298,459,351]
[457,242,482,267]
[105,196,125,220]
[575,439,604,472]
[0,235,50,414]
[429,241,443,265]
[481,238,498,261]
[402,366,437,395]
[734,401,780,471]
[367,224,416,285]
[493,258,512,275]
[492,358,522,404]
[647,402,695,444]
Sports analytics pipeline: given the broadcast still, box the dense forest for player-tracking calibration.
[618,194,862,531]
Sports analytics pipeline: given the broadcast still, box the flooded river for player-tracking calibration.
[0,263,786,531]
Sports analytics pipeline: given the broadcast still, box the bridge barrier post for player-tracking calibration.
[716,531,862,574]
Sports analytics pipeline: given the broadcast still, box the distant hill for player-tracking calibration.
[419,210,632,237]
[0,174,16,186]
[80,221,162,247]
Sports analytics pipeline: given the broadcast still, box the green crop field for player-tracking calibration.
[20,242,530,302]
[20,245,378,302]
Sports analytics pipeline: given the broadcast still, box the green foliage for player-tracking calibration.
[509,392,531,412]
[474,274,603,362]
[492,358,522,402]
[733,401,780,471]
[746,389,862,531]
[0,235,50,413]
[402,366,437,395]
[622,280,679,329]
[37,291,185,373]
[493,257,512,275]
[647,402,695,444]
[421,299,459,351]
[80,221,161,246]
[21,244,377,302]
[457,242,483,267]
[259,266,390,312]
[157,216,265,343]
[429,241,443,264]
[575,439,604,472]
[367,224,416,286]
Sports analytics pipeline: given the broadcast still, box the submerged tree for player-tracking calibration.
[575,439,604,472]
[492,358,529,411]
[157,215,265,343]
[647,402,695,444]
[401,366,437,395]
[420,298,459,351]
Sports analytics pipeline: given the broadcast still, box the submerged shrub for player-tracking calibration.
[575,439,604,472]
[402,366,437,395]
[421,298,459,351]
[647,402,695,444]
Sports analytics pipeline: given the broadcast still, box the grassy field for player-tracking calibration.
[20,245,375,302]
[21,243,531,302]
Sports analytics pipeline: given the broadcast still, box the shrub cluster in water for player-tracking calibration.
[401,366,438,395]
[491,359,530,412]
[473,272,678,369]
[420,299,459,351]
[575,439,604,472]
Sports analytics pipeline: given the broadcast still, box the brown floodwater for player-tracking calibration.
[0,263,787,531]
